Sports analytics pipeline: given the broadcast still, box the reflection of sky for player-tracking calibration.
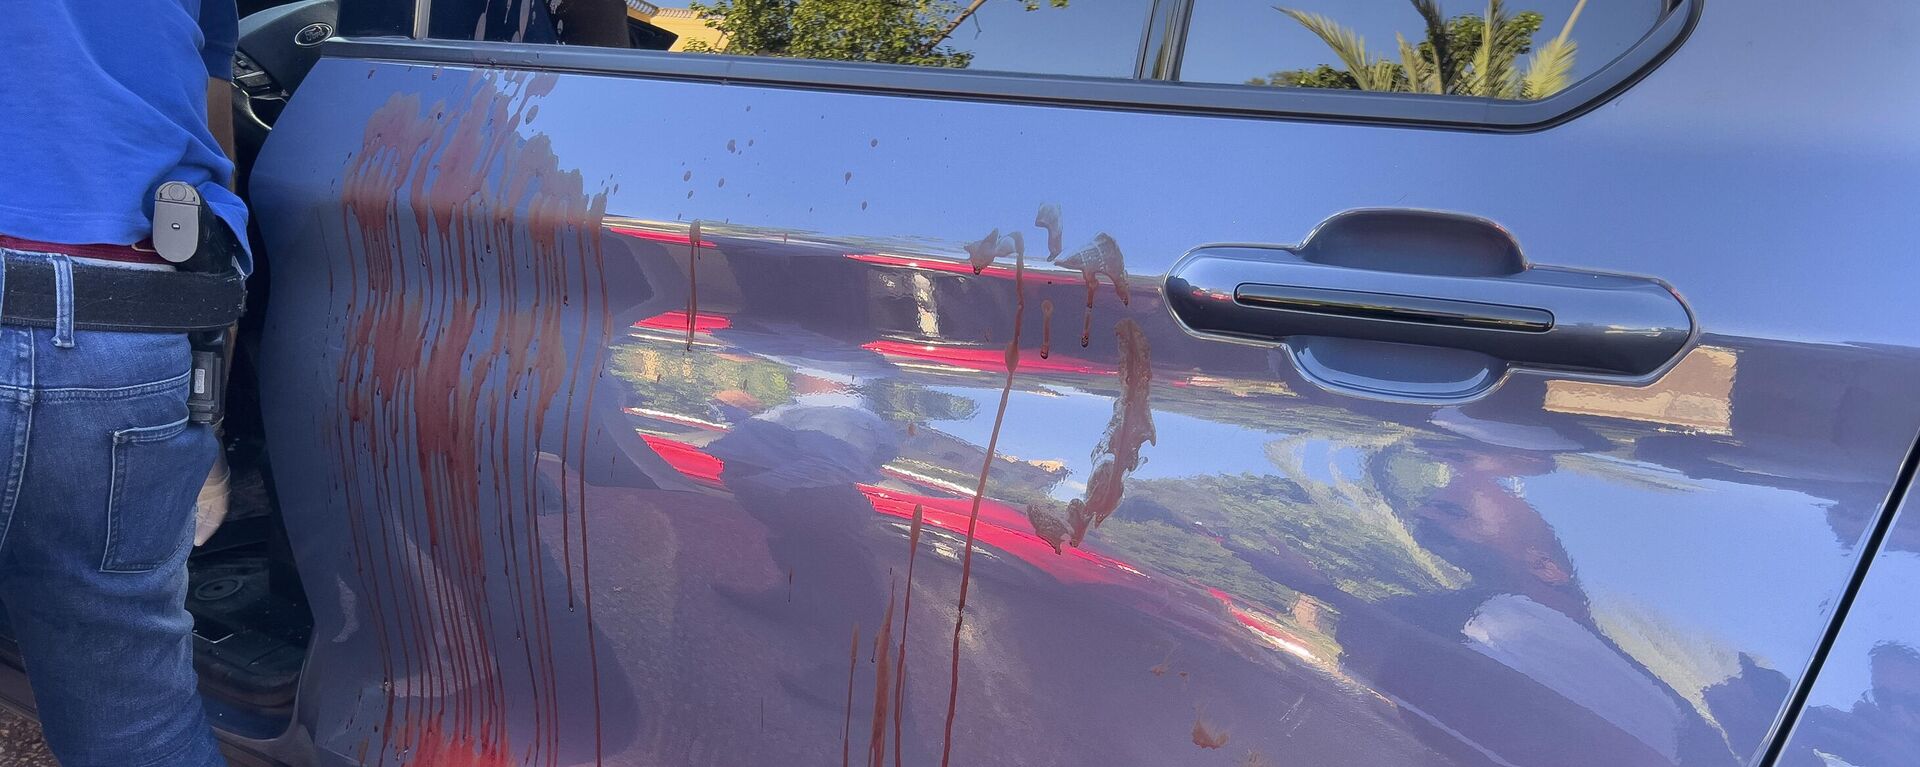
[1527,468,1849,679]
[1179,0,1664,87]
[1289,439,1370,485]
[923,383,1277,495]
[1801,550,1920,709]
[942,0,1158,78]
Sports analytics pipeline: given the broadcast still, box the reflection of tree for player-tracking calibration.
[683,0,1067,67]
[610,343,796,421]
[1253,0,1584,100]
[861,377,978,424]
[1094,466,1468,614]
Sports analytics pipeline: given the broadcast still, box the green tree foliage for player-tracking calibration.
[1254,0,1585,100]
[1247,64,1359,90]
[684,0,1067,68]
[860,377,979,424]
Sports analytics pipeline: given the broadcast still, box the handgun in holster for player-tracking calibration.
[153,181,241,426]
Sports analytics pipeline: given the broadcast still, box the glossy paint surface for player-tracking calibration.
[1775,476,1920,767]
[248,2,1920,764]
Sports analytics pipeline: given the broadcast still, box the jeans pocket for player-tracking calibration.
[102,417,215,573]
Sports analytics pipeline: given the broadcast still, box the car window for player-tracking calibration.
[1178,0,1666,101]
[436,0,1160,80]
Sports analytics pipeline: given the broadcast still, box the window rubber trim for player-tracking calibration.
[325,0,1697,133]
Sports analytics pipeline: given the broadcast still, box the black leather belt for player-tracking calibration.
[1,255,246,333]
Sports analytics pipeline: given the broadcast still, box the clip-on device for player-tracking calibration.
[152,181,238,426]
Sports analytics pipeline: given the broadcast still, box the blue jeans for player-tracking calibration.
[0,249,224,766]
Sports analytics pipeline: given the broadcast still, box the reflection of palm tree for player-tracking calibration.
[1271,0,1585,99]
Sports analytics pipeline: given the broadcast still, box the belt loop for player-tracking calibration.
[49,254,74,349]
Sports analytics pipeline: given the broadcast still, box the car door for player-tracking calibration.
[247,0,1920,765]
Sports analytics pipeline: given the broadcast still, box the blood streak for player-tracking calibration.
[1067,319,1155,546]
[845,625,861,767]
[1023,502,1069,554]
[686,220,701,351]
[336,68,608,766]
[1053,233,1128,347]
[1192,712,1231,749]
[1039,299,1054,359]
[892,505,924,767]
[869,582,897,767]
[939,230,1026,767]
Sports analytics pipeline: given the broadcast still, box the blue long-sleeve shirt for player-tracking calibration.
[0,1,251,274]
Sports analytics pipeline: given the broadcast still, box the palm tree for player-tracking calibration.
[1273,0,1585,100]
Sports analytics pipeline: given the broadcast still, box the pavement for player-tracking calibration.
[0,708,54,766]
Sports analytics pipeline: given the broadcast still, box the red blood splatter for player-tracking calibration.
[336,69,607,766]
[1193,714,1231,749]
[940,230,1026,767]
[1039,299,1054,359]
[686,221,702,351]
[1055,233,1128,347]
[892,505,923,767]
[1067,319,1155,547]
[869,582,897,767]
[845,625,861,767]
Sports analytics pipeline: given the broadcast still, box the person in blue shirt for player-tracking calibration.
[0,2,246,765]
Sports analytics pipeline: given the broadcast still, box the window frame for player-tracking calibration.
[330,0,1699,132]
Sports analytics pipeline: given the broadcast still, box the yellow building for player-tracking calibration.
[625,1,726,52]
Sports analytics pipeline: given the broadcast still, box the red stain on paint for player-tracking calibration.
[335,69,607,766]
[869,582,897,767]
[1055,233,1129,303]
[1067,319,1155,547]
[686,221,702,350]
[940,229,1026,767]
[1024,503,1069,554]
[1054,233,1127,347]
[1149,648,1174,677]
[960,229,1018,275]
[1192,712,1231,749]
[1039,299,1054,359]
[844,624,861,767]
[892,505,923,767]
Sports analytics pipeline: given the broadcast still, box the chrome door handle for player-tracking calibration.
[1166,247,1692,378]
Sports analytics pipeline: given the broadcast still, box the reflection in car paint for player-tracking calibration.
[252,45,1920,767]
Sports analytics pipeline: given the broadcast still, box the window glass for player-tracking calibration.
[1179,0,1665,101]
[443,0,1159,80]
